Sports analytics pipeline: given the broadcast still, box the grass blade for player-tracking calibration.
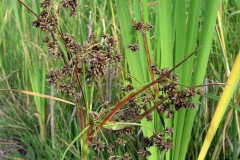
[173,0,202,159]
[198,51,240,159]
[179,1,221,159]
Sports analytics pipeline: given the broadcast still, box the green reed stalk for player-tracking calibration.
[115,1,158,159]
[171,0,188,158]
[179,0,221,159]
[173,0,202,159]
[29,55,47,142]
[116,0,222,160]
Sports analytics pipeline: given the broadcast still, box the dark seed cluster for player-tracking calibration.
[94,139,106,153]
[61,0,78,16]
[45,31,122,92]
[31,1,123,96]
[114,126,134,135]
[141,127,174,151]
[79,33,122,84]
[47,70,61,85]
[122,84,134,92]
[40,0,51,9]
[92,138,132,160]
[32,1,127,159]
[137,149,152,158]
[115,137,127,146]
[149,65,203,114]
[56,83,75,94]
[32,9,58,32]
[122,153,131,160]
[133,21,154,35]
[32,0,78,36]
[128,43,139,52]
[108,156,118,160]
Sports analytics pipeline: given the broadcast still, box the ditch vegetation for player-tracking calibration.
[0,0,240,160]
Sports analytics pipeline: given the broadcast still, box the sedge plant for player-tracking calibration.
[2,0,235,159]
[16,0,197,159]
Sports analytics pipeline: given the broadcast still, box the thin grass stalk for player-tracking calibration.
[153,7,160,67]
[0,89,75,105]
[233,109,237,159]
[29,55,47,142]
[216,11,230,75]
[223,107,234,158]
[210,133,223,160]
[50,84,55,149]
[141,1,163,158]
[41,56,47,141]
[0,7,11,46]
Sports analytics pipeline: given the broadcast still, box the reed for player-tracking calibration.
[0,0,239,159]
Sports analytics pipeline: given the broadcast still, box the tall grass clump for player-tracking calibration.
[115,0,239,160]
[0,0,239,160]
[11,0,205,159]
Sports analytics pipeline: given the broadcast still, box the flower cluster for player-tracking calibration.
[31,0,123,97]
[133,21,154,35]
[45,32,122,92]
[150,66,203,116]
[61,0,78,16]
[92,138,131,160]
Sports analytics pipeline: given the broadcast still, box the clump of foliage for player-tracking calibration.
[3,0,213,159]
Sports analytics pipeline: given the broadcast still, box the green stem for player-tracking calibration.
[62,125,90,160]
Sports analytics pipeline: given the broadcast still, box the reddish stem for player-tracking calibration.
[130,83,224,123]
[139,0,159,97]
[18,0,41,20]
